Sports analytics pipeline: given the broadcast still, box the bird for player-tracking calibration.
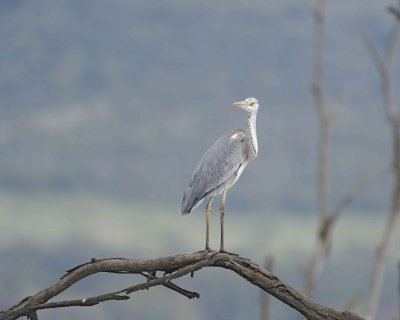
[181,97,259,252]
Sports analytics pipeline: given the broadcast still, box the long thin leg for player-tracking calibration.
[219,190,227,252]
[205,196,214,250]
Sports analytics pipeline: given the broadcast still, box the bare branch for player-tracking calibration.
[142,272,200,299]
[366,195,400,320]
[0,251,364,320]
[384,21,400,66]
[311,0,330,222]
[304,166,388,300]
[306,0,366,300]
[311,0,327,120]
[362,27,400,124]
[28,294,130,311]
[330,166,390,223]
[306,1,388,304]
[364,7,400,320]
[304,228,329,299]
[20,270,200,314]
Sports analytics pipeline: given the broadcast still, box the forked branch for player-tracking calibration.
[0,251,364,320]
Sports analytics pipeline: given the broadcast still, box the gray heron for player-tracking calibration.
[181,97,259,252]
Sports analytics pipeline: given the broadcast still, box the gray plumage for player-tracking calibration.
[181,97,259,252]
[181,129,247,214]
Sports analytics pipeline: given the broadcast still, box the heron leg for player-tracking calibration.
[205,196,214,251]
[219,190,227,252]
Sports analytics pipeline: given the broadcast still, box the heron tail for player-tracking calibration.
[182,187,205,214]
[181,179,206,215]
[181,187,195,214]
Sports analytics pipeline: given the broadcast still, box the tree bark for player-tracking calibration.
[0,251,364,320]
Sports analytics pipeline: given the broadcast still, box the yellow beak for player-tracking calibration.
[233,101,246,108]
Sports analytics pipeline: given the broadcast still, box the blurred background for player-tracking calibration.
[0,0,399,319]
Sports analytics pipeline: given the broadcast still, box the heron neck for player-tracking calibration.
[246,111,258,159]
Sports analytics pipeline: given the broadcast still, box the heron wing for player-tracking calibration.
[181,129,248,213]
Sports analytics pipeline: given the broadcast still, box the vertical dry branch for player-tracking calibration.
[312,0,329,221]
[304,0,386,300]
[306,0,334,299]
[364,6,400,320]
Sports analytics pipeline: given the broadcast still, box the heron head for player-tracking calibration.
[233,97,259,113]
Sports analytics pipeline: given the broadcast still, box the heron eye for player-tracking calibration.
[248,102,254,106]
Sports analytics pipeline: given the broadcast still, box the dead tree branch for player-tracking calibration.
[305,0,386,300]
[0,251,364,320]
[329,167,390,223]
[363,4,400,319]
[306,0,331,299]
[311,0,330,222]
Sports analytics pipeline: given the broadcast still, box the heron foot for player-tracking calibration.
[218,249,239,256]
[195,248,215,255]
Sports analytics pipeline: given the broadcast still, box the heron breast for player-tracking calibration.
[221,161,248,193]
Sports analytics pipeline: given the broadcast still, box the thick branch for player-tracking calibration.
[0,251,364,320]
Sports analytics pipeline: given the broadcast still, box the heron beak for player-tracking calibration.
[233,101,246,108]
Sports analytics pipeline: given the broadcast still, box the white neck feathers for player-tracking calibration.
[246,111,258,159]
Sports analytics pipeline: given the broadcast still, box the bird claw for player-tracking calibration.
[203,248,214,255]
[194,248,215,255]
[218,249,239,256]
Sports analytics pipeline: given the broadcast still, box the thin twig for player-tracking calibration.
[330,166,390,222]
[23,264,203,315]
[362,29,400,124]
[311,0,329,221]
[27,294,130,311]
[142,273,199,299]
[385,22,400,66]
